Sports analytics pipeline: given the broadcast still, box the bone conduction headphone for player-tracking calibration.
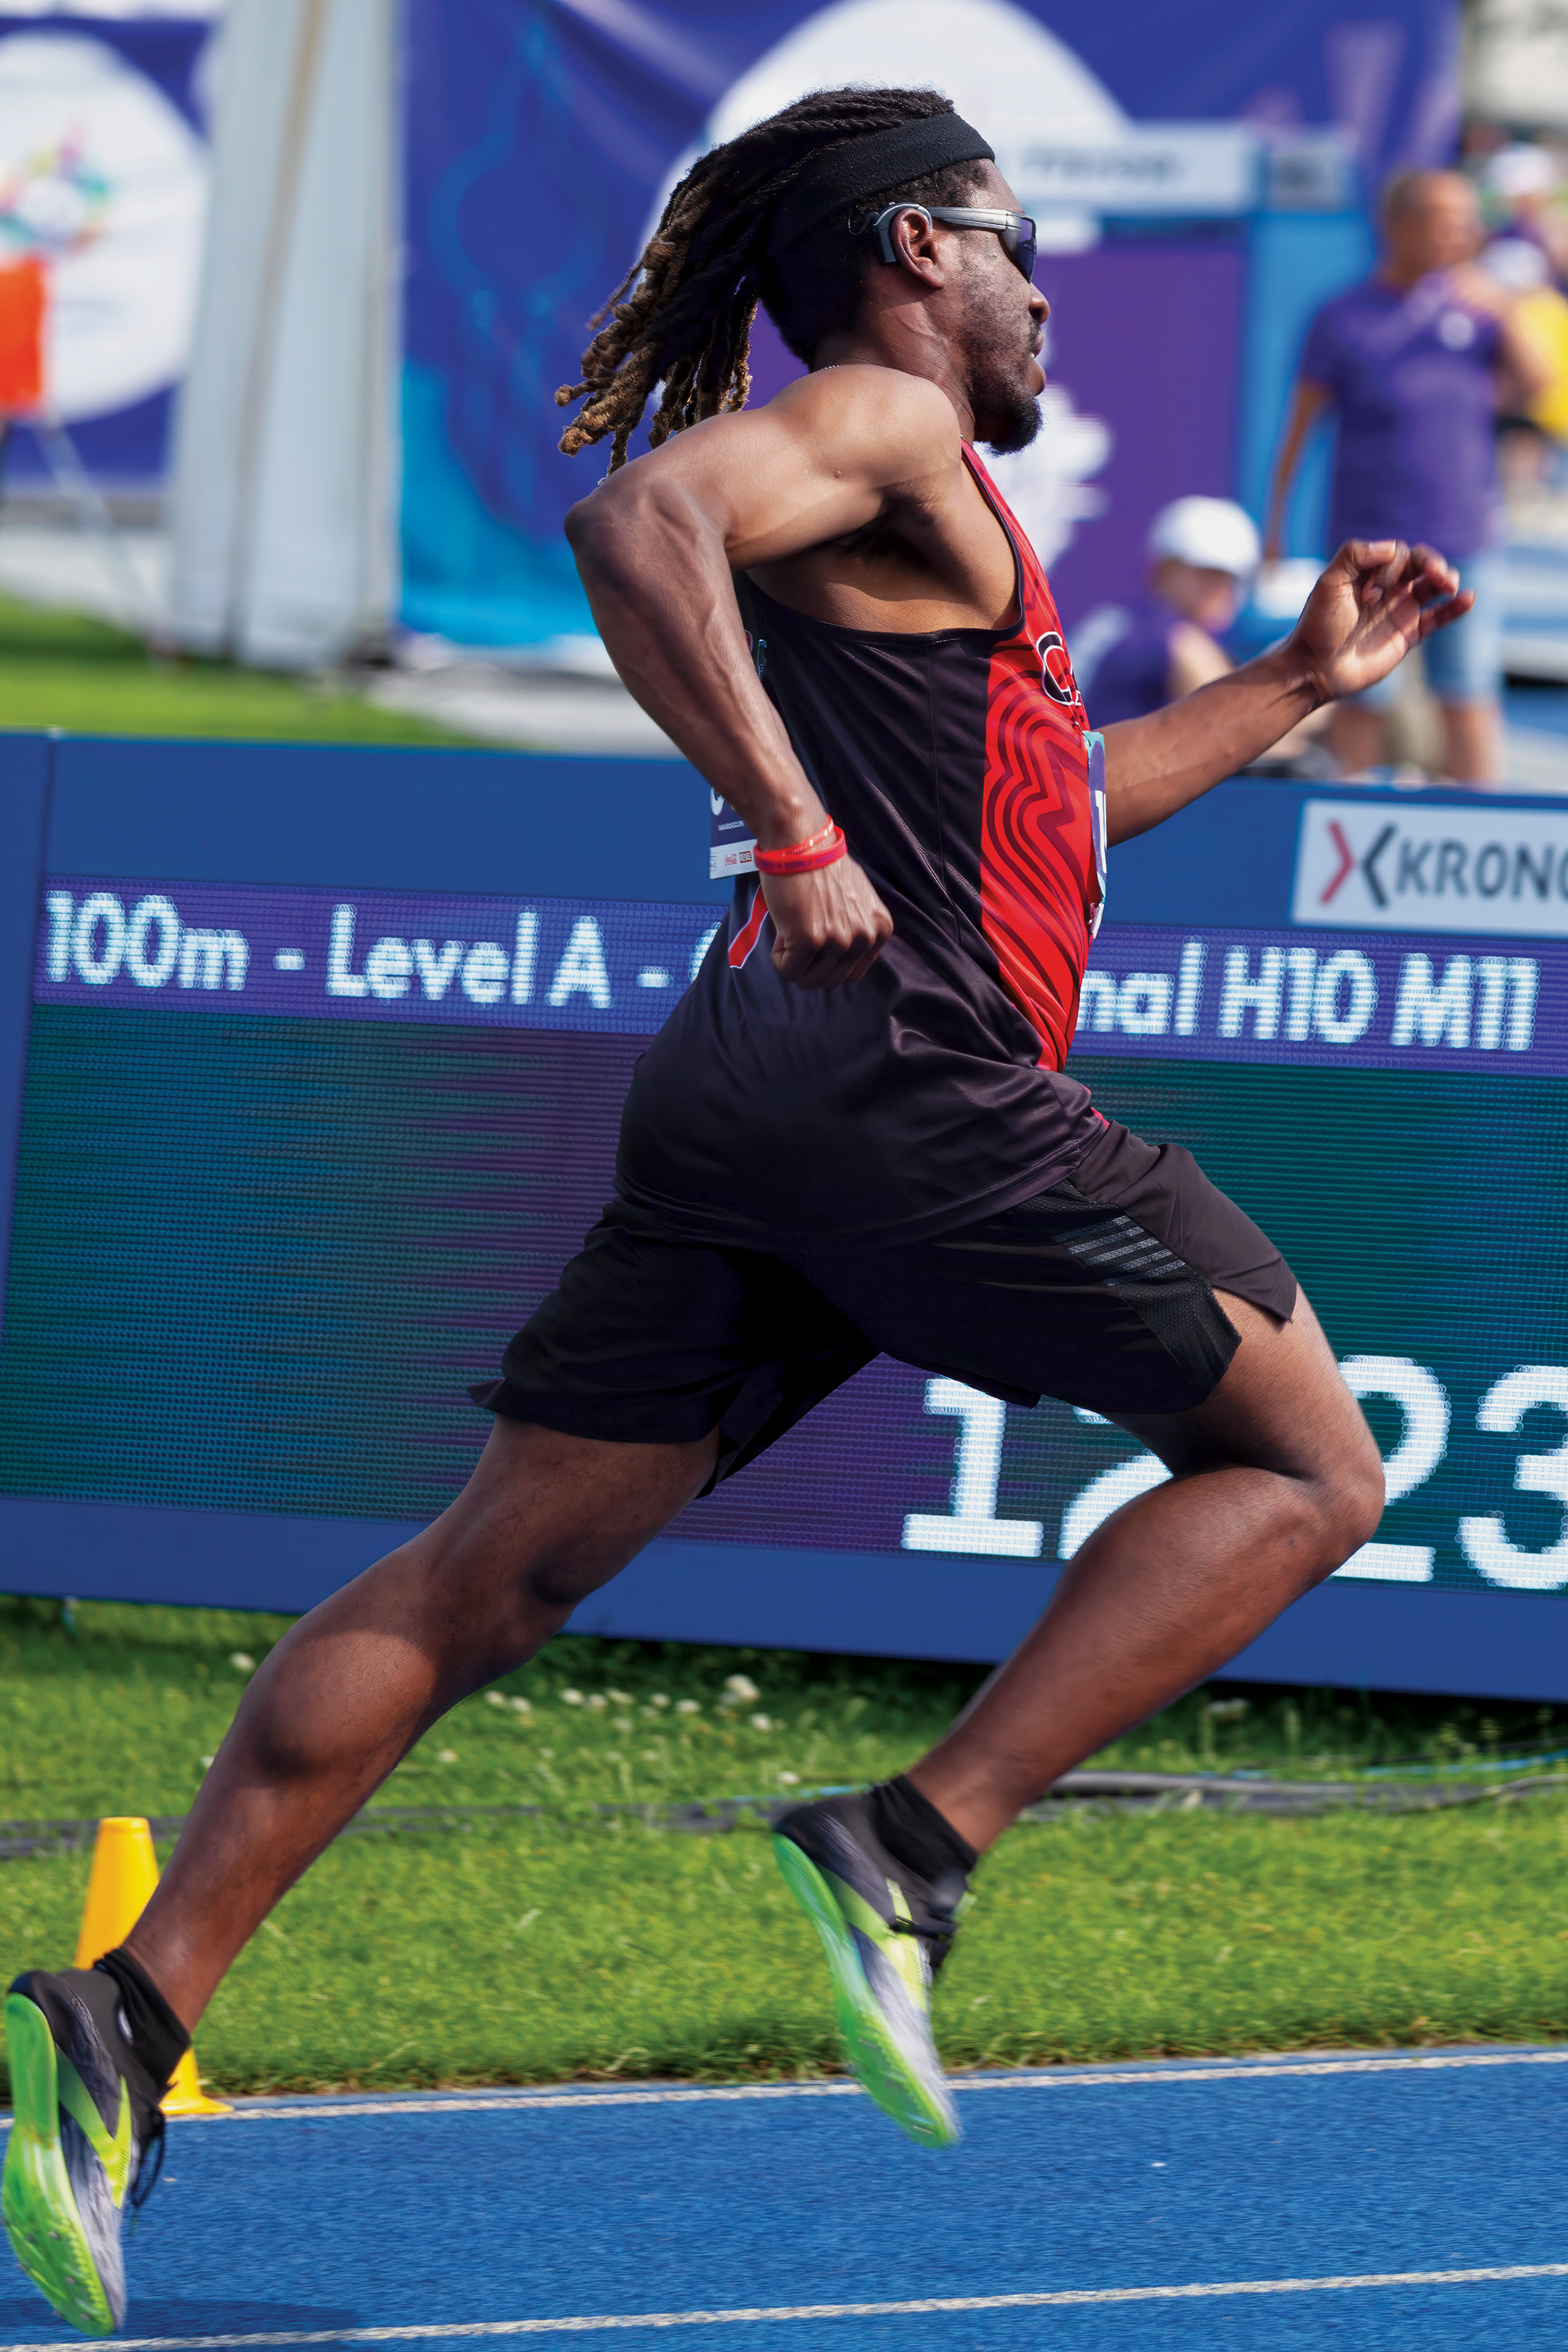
[856,202,1038,284]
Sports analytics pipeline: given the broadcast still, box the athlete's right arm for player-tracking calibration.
[564,371,949,989]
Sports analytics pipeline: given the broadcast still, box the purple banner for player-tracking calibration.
[37,880,722,1037]
[1080,921,1556,1076]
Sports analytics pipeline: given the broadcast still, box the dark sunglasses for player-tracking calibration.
[858,202,1038,285]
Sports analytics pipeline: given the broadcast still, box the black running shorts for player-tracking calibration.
[473,1119,1297,1491]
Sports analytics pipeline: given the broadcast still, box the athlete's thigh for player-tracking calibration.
[397,1414,723,1632]
[469,1411,720,1556]
[1114,1284,1379,1491]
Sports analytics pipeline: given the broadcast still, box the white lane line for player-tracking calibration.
[160,2045,1568,2124]
[3,2264,1567,2344]
[3,2046,1565,2136]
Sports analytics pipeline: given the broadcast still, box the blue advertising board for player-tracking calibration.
[4,730,1568,1705]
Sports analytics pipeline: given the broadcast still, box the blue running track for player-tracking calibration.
[3,2046,1567,2349]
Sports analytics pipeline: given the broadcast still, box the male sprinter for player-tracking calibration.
[5,86,1472,2333]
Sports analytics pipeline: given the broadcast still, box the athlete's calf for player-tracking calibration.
[908,1288,1384,1852]
[122,1420,718,2030]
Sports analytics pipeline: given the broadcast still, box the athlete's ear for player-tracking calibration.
[889,207,948,287]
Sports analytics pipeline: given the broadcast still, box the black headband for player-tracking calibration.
[766,112,995,259]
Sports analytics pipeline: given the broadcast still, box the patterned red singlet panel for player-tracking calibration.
[616,441,1110,1252]
[966,448,1106,1067]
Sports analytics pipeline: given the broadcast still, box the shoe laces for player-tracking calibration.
[888,1910,959,1945]
[886,1872,973,1972]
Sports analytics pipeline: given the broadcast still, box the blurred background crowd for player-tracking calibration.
[2,0,1568,789]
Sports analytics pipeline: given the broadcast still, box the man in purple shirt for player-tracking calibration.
[1268,169,1546,783]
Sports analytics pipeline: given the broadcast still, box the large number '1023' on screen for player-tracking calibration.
[901,1358,1568,1587]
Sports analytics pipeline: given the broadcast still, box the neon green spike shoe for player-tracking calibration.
[3,1969,166,2335]
[773,1793,970,2150]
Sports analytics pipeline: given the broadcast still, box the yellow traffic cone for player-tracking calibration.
[74,1817,230,2118]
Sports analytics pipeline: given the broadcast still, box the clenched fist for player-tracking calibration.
[763,855,892,989]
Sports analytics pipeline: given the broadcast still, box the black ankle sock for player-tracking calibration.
[93,1946,191,2095]
[868,1775,977,1884]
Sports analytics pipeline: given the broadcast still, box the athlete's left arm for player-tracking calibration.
[1099,539,1469,845]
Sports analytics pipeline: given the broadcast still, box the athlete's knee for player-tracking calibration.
[415,1511,603,1637]
[1234,1298,1385,1578]
[1234,1400,1384,1594]
[1302,1418,1385,1579]
[426,1422,718,1625]
[518,1545,626,1615]
[1339,1434,1387,1555]
[511,1430,718,1611]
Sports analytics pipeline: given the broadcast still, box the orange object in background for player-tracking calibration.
[74,1815,231,2119]
[0,251,46,414]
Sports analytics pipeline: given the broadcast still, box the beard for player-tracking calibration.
[962,273,1043,455]
[977,381,1042,456]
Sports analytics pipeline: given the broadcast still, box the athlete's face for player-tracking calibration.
[952,165,1049,456]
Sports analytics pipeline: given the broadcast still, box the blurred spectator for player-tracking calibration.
[1482,142,1568,285]
[1460,118,1509,173]
[1483,235,1568,494]
[1075,497,1325,765]
[1077,498,1259,722]
[1267,169,1549,784]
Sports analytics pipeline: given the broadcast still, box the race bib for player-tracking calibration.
[710,789,755,881]
[1086,729,1108,938]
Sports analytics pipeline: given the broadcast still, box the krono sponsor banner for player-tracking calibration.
[1293,801,1568,937]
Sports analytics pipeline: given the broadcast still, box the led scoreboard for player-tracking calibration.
[3,733,1568,1699]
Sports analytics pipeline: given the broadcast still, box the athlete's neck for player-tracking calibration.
[812,317,976,442]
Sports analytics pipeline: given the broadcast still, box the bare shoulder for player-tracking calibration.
[568,363,967,581]
[766,365,961,493]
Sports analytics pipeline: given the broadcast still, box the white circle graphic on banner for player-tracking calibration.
[704,0,1125,153]
[649,0,1126,249]
[0,32,206,420]
[644,0,1121,571]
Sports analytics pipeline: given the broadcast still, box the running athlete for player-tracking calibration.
[6,86,1474,2333]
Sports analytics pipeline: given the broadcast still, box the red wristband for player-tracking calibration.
[753,820,847,875]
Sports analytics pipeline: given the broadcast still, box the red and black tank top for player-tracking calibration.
[616,446,1109,1250]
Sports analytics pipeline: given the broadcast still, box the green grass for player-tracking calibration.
[3,1596,1562,1828]
[4,1596,1567,2097]
[0,1600,988,1822]
[6,1806,1568,2098]
[0,594,478,745]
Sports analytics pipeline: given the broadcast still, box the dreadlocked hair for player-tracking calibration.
[556,86,990,471]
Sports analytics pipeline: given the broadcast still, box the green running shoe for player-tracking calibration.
[774,1792,970,2150]
[3,1968,167,2337]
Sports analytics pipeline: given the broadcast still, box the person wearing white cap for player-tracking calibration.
[1483,143,1568,287]
[1077,496,1260,726]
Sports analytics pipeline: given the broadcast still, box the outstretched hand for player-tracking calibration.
[1291,539,1472,705]
[763,854,892,989]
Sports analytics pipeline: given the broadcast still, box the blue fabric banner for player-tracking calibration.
[399,0,1460,649]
